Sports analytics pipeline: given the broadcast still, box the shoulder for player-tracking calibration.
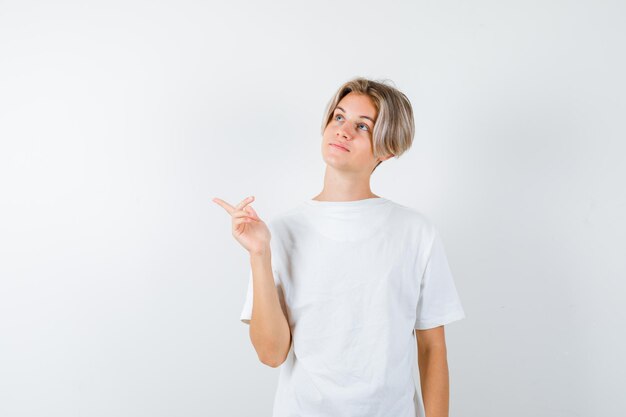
[264,204,306,236]
[385,199,438,236]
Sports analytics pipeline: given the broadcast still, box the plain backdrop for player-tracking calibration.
[1,1,625,416]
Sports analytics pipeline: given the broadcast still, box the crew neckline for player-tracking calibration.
[299,197,393,239]
[304,197,389,207]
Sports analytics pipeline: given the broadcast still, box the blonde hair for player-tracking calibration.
[321,77,415,172]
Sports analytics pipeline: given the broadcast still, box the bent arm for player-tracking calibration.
[248,250,291,367]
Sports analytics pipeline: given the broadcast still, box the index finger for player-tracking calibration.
[212,195,255,214]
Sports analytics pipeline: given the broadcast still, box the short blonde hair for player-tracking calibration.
[321,77,415,172]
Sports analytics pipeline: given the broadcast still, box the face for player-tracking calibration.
[321,92,380,174]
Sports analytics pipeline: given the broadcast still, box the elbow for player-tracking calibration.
[251,328,292,368]
[258,352,287,368]
[256,338,291,368]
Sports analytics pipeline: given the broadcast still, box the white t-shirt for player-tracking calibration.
[240,197,466,417]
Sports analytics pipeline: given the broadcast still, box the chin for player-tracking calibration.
[322,157,351,170]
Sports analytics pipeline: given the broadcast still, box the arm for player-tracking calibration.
[248,249,291,368]
[416,325,450,417]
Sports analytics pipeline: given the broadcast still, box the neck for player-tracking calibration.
[312,166,378,201]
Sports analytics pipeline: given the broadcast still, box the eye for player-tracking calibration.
[333,113,371,133]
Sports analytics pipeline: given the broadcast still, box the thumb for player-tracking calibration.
[247,205,261,220]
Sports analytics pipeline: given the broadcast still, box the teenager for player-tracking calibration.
[213,77,466,417]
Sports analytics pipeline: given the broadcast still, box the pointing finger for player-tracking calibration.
[212,195,255,215]
[211,197,235,214]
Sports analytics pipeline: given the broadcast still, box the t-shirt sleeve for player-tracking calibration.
[414,228,466,330]
[240,268,255,325]
[239,264,287,325]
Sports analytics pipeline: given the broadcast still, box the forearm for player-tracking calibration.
[417,346,450,417]
[248,251,291,367]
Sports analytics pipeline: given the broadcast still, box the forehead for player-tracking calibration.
[336,92,377,119]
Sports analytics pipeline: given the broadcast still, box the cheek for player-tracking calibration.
[361,133,374,150]
[355,142,375,159]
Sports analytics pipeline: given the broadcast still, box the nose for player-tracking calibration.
[337,122,354,140]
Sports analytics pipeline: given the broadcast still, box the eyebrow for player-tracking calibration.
[335,106,375,124]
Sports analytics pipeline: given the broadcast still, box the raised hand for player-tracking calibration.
[212,195,271,256]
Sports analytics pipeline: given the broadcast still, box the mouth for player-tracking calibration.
[330,143,350,152]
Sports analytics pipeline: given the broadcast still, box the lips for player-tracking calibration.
[330,143,350,152]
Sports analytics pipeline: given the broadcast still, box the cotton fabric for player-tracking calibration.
[240,197,466,417]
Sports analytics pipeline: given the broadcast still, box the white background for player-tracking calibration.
[1,1,625,416]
